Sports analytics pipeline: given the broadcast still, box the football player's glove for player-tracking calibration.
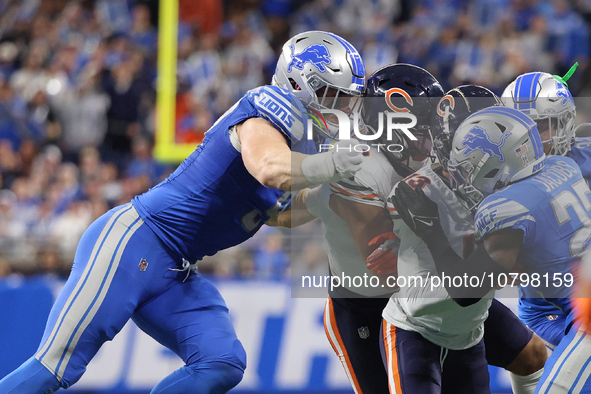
[366,231,399,275]
[392,181,441,240]
[301,139,363,185]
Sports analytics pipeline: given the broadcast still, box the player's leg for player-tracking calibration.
[535,325,591,393]
[0,204,148,392]
[132,273,246,394]
[484,299,546,394]
[0,357,61,393]
[519,298,566,351]
[440,339,490,394]
[323,296,389,394]
[381,320,442,394]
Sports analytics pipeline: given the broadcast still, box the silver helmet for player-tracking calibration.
[273,31,366,139]
[502,72,576,155]
[448,106,546,211]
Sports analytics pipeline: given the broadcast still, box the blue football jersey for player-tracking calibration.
[133,85,318,262]
[520,139,591,342]
[568,136,591,182]
[474,156,591,316]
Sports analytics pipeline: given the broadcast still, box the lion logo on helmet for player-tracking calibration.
[555,80,573,106]
[287,44,331,73]
[462,125,511,162]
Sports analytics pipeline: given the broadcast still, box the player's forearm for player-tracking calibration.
[255,151,357,191]
[249,150,325,191]
[266,190,318,227]
[423,230,504,306]
[251,150,305,190]
[270,209,317,228]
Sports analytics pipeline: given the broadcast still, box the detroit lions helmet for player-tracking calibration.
[273,31,366,139]
[502,72,576,155]
[431,85,503,171]
[363,63,444,176]
[448,107,546,211]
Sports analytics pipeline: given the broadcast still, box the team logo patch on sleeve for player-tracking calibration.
[404,174,431,189]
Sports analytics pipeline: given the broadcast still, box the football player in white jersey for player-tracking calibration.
[370,85,547,393]
[392,105,591,393]
[273,64,434,394]
[275,65,546,393]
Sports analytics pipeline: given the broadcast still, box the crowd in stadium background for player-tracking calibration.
[0,0,590,279]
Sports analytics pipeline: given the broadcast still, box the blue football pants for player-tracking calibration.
[0,203,246,393]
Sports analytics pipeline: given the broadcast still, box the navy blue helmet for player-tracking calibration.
[363,63,444,176]
[431,85,503,171]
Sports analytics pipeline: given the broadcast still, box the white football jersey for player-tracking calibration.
[382,165,494,350]
[310,146,405,297]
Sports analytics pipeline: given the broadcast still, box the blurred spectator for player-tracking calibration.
[130,4,157,52]
[50,71,110,155]
[253,229,289,280]
[291,241,329,279]
[179,0,223,34]
[225,27,274,100]
[544,0,590,87]
[96,0,132,34]
[126,136,165,185]
[0,41,18,80]
[51,200,92,261]
[10,41,48,102]
[100,56,143,167]
[0,257,12,277]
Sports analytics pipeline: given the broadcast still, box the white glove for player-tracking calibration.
[301,139,364,185]
[332,139,363,180]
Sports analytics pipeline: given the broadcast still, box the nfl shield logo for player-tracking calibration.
[139,258,148,271]
[358,326,370,339]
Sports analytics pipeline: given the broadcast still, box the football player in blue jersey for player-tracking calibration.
[0,31,367,394]
[392,106,591,393]
[502,67,591,352]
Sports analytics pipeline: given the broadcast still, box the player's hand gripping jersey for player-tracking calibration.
[134,86,317,263]
[383,165,493,350]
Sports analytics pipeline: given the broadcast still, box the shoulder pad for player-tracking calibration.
[474,196,535,238]
[247,85,308,143]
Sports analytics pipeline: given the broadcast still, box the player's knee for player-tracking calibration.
[192,361,244,394]
[507,334,548,375]
[217,362,244,392]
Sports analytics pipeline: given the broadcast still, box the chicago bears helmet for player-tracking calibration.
[273,31,366,139]
[448,107,546,211]
[363,63,444,176]
[431,85,503,171]
[502,72,576,155]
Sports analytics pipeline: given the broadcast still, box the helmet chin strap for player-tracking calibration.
[495,167,512,191]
